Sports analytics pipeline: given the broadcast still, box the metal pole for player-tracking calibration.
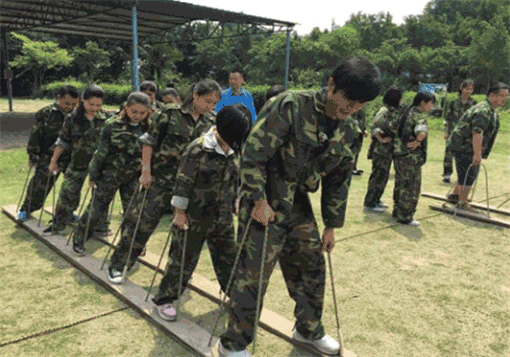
[2,29,13,112]
[284,27,291,90]
[132,2,139,92]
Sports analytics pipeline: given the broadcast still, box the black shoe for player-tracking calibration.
[42,225,63,235]
[352,169,363,176]
[446,194,459,204]
[72,242,86,256]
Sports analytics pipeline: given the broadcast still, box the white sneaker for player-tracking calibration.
[408,220,420,226]
[218,340,251,357]
[155,303,177,321]
[293,330,340,355]
[363,206,385,213]
[376,201,389,209]
[107,267,123,284]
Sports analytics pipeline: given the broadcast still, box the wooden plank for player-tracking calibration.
[422,192,510,216]
[33,205,357,357]
[2,204,218,357]
[429,203,510,228]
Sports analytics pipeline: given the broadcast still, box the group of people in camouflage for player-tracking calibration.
[16,54,508,356]
[362,79,508,225]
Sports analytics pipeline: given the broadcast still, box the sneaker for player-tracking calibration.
[456,203,479,214]
[293,330,340,356]
[443,175,451,183]
[155,303,177,322]
[364,206,385,213]
[17,211,29,221]
[107,266,123,284]
[93,229,113,239]
[42,225,63,235]
[218,340,251,357]
[446,194,459,204]
[72,242,86,256]
[397,219,420,227]
[376,201,389,209]
[351,169,363,176]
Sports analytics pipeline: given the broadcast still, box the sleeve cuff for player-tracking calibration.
[55,138,70,150]
[171,195,189,210]
[414,124,428,134]
[139,133,158,147]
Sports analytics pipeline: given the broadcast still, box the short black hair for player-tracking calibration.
[383,86,403,109]
[411,91,436,107]
[266,85,285,101]
[487,82,509,96]
[216,103,253,154]
[331,56,381,103]
[140,81,157,93]
[162,88,180,97]
[82,84,104,100]
[58,84,80,99]
[166,82,175,89]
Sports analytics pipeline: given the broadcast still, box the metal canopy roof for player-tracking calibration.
[0,0,296,42]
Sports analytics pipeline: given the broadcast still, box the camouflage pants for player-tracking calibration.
[364,152,393,207]
[443,146,454,176]
[73,174,138,245]
[20,158,61,214]
[220,193,326,351]
[393,156,422,222]
[53,167,108,231]
[152,215,238,306]
[109,179,173,271]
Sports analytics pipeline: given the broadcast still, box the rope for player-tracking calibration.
[0,307,129,348]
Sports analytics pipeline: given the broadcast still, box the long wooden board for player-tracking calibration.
[429,203,510,228]
[4,204,357,357]
[422,192,510,216]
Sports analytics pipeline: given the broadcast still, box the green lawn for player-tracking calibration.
[1,99,509,357]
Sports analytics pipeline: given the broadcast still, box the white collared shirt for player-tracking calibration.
[203,126,234,157]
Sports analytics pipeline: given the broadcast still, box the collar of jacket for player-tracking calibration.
[53,102,67,115]
[313,88,328,114]
[485,98,497,113]
[203,126,234,157]
[227,87,246,97]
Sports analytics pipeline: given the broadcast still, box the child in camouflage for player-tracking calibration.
[150,103,252,321]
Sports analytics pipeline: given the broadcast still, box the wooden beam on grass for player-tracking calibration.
[429,204,510,228]
[5,204,357,357]
[422,192,510,216]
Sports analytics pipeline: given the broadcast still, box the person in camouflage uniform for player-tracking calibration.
[217,57,381,357]
[350,109,368,175]
[442,79,477,183]
[151,104,252,320]
[71,92,152,255]
[44,85,111,234]
[107,79,222,276]
[391,92,435,226]
[17,85,80,221]
[363,86,403,212]
[447,82,508,211]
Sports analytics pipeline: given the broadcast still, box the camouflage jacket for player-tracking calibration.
[447,99,500,159]
[27,103,68,164]
[55,109,111,171]
[351,109,366,134]
[369,105,399,157]
[171,126,238,221]
[88,116,146,183]
[444,96,477,133]
[139,103,216,185]
[240,88,355,228]
[393,106,428,165]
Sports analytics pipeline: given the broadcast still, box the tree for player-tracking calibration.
[72,41,111,82]
[345,11,401,52]
[9,32,74,92]
[320,26,360,66]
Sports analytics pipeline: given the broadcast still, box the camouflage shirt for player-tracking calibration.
[88,116,146,183]
[27,103,68,164]
[55,109,111,171]
[240,88,355,228]
[370,105,398,156]
[443,96,477,133]
[393,106,428,164]
[139,103,216,185]
[171,126,238,220]
[447,99,500,159]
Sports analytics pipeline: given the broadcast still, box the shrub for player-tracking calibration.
[40,81,132,105]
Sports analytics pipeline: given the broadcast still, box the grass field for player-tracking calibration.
[1,99,509,357]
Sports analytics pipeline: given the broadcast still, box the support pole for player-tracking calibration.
[2,29,13,112]
[284,27,291,90]
[131,2,139,92]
